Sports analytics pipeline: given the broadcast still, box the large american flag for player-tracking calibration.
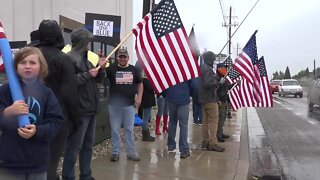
[257,56,273,107]
[232,31,257,85]
[132,0,200,93]
[0,22,5,72]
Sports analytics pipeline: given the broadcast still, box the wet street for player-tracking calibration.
[252,91,320,180]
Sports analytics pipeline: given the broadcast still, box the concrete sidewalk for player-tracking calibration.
[84,109,249,180]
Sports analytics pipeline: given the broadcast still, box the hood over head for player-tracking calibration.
[202,51,216,67]
[70,27,94,53]
[39,20,65,50]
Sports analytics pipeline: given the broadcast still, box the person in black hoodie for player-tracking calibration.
[62,27,107,180]
[0,47,62,179]
[37,19,79,180]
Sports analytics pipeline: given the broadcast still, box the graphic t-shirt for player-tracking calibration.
[106,64,142,106]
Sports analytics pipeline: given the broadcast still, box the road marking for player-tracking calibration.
[308,120,318,125]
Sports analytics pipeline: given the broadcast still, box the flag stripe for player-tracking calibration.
[165,34,188,81]
[144,16,172,88]
[133,20,163,92]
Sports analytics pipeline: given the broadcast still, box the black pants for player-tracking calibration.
[47,123,69,180]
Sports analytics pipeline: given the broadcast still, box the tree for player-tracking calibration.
[273,71,280,79]
[279,71,284,79]
[284,66,291,79]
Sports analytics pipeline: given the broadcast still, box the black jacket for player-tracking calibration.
[68,28,104,115]
[141,78,156,108]
[38,20,80,123]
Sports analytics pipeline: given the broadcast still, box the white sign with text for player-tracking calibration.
[93,20,114,37]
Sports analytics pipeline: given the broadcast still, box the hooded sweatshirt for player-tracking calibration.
[0,81,62,174]
[68,28,104,115]
[38,20,80,123]
[198,51,221,104]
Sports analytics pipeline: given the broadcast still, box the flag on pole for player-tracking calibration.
[232,30,258,85]
[188,26,200,61]
[257,56,273,107]
[226,67,242,110]
[132,0,200,93]
[0,22,5,72]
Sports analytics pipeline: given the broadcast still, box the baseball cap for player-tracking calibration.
[118,48,129,57]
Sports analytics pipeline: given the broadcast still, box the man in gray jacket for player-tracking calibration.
[198,51,225,152]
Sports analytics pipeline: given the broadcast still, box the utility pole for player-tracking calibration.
[222,6,238,59]
[314,59,316,79]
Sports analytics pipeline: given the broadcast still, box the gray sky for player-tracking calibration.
[133,0,320,78]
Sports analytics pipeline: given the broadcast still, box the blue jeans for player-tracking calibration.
[167,102,190,153]
[108,105,136,155]
[0,168,46,180]
[156,96,168,116]
[62,115,96,180]
[142,107,152,131]
[192,97,202,124]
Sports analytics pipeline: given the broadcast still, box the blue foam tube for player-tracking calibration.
[0,38,30,127]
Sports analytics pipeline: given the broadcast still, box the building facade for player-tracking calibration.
[0,0,134,60]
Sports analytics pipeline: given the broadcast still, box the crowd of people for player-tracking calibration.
[0,19,233,180]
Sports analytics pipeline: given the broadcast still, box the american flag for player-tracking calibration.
[0,22,5,72]
[227,66,255,110]
[227,67,242,110]
[257,56,273,107]
[115,71,134,84]
[232,30,257,85]
[132,0,200,93]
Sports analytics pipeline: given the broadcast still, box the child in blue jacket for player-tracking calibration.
[0,47,62,180]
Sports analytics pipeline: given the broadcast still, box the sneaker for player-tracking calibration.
[198,123,202,126]
[180,151,190,158]
[127,154,140,161]
[168,146,175,151]
[110,154,119,162]
[208,144,225,152]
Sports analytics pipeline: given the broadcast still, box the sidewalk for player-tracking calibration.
[84,109,249,180]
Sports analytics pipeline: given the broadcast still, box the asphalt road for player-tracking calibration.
[255,92,320,180]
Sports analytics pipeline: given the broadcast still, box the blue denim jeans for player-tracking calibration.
[156,96,168,116]
[142,107,152,131]
[0,168,46,180]
[62,115,96,180]
[167,102,190,153]
[108,105,136,155]
[192,97,202,124]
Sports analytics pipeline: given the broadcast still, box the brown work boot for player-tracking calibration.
[201,141,209,149]
[208,144,225,152]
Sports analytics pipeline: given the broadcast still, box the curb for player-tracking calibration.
[234,108,250,180]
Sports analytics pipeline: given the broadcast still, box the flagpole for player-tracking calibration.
[218,0,261,55]
[96,31,134,70]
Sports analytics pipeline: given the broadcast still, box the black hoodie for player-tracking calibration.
[68,28,104,115]
[38,20,80,123]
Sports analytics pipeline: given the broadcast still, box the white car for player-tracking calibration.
[278,79,303,98]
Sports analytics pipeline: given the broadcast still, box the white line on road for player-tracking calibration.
[308,120,318,125]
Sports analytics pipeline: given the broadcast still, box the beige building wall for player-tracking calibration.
[0,0,134,59]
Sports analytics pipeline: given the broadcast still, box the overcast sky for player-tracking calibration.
[133,0,320,78]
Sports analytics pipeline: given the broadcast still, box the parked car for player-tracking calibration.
[278,79,303,98]
[308,79,320,112]
[270,79,281,94]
